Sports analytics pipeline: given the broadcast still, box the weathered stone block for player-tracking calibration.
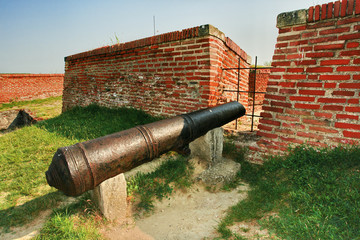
[189,127,224,165]
[197,159,241,186]
[277,9,307,28]
[91,173,127,222]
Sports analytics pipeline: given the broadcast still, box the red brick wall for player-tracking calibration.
[248,69,270,106]
[249,0,360,162]
[211,37,250,108]
[63,25,250,116]
[0,74,64,103]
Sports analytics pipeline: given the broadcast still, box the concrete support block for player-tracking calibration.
[190,127,241,186]
[189,127,224,165]
[91,173,127,222]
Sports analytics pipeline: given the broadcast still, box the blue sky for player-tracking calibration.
[0,0,331,73]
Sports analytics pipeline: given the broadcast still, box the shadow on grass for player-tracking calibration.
[37,104,161,141]
[0,191,68,233]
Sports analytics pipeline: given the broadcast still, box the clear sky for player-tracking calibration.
[0,0,331,73]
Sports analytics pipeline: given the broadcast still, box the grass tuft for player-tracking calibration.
[35,193,104,240]
[218,145,360,239]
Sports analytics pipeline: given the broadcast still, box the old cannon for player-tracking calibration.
[45,101,246,196]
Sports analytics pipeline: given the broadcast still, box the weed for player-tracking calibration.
[223,136,248,163]
[222,138,237,157]
[109,33,120,45]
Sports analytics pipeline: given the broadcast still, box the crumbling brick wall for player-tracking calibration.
[249,1,360,162]
[63,24,250,116]
[0,74,64,103]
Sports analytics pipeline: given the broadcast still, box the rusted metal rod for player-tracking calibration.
[45,101,246,196]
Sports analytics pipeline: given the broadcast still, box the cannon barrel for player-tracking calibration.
[45,101,246,196]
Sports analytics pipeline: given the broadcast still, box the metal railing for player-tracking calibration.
[222,56,272,132]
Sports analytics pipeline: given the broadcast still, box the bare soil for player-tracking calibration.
[102,183,249,240]
[0,210,52,240]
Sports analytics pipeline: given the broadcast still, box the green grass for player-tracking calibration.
[35,193,104,240]
[0,96,63,119]
[127,154,193,213]
[0,104,161,234]
[217,145,360,239]
[39,104,160,141]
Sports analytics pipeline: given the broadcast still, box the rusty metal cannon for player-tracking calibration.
[45,101,246,196]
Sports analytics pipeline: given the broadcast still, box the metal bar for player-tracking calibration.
[223,90,266,94]
[235,58,240,130]
[222,67,272,70]
[251,57,258,132]
[221,56,270,131]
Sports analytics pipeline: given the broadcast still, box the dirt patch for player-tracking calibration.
[229,220,274,240]
[0,210,52,240]
[103,183,249,240]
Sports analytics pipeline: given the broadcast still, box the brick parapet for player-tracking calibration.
[63,25,250,117]
[65,24,250,65]
[277,0,360,28]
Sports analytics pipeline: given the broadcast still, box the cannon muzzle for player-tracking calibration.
[45,101,245,196]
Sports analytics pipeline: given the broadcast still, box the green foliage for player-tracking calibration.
[218,145,360,239]
[35,193,103,240]
[127,154,193,213]
[262,61,272,67]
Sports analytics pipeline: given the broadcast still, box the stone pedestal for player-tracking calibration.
[91,173,127,222]
[189,127,224,165]
[189,127,241,186]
